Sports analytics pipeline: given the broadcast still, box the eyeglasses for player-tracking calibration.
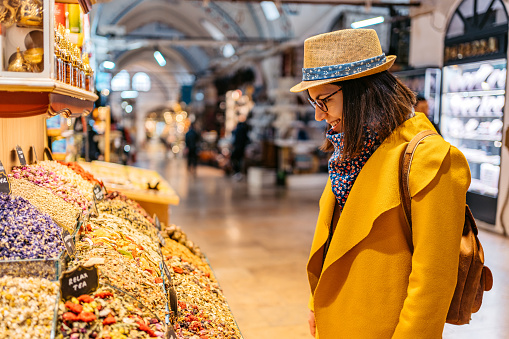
[307,88,342,112]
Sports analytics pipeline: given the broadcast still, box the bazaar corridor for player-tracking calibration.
[136,150,509,339]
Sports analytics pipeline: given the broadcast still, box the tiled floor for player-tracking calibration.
[136,151,509,339]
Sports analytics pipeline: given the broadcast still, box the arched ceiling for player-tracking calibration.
[90,0,422,92]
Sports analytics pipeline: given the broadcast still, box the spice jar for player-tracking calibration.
[54,29,64,81]
[70,45,79,87]
[75,47,85,89]
[82,54,94,92]
[61,32,73,85]
[82,54,92,91]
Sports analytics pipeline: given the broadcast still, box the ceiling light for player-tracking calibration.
[351,16,384,29]
[102,61,115,70]
[121,91,139,99]
[261,1,280,21]
[154,51,166,67]
[223,43,235,58]
[201,20,225,40]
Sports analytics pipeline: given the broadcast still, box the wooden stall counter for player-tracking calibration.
[79,161,179,224]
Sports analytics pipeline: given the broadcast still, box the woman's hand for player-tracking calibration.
[308,310,316,337]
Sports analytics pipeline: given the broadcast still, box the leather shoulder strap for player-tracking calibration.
[400,130,438,251]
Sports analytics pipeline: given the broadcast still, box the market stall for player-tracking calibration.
[0,1,242,337]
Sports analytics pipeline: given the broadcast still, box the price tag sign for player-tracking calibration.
[93,184,104,201]
[161,260,172,285]
[44,147,54,161]
[31,145,38,164]
[89,196,99,218]
[154,214,161,231]
[166,325,178,339]
[0,161,11,195]
[60,265,99,301]
[158,232,166,247]
[169,286,178,317]
[61,228,76,258]
[75,213,84,240]
[15,145,27,166]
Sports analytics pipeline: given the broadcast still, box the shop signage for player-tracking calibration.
[0,160,11,195]
[15,145,27,166]
[44,147,54,161]
[93,184,105,201]
[444,36,501,63]
[60,265,99,301]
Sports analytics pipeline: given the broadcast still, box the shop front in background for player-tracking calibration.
[440,0,508,233]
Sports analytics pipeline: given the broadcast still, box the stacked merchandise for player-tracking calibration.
[0,159,242,338]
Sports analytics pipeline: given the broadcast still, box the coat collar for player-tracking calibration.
[308,113,449,283]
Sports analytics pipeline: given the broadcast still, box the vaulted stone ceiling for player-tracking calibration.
[90,0,421,92]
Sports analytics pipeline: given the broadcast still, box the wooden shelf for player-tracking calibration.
[0,78,98,118]
[0,77,97,101]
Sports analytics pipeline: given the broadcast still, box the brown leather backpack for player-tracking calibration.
[400,130,494,325]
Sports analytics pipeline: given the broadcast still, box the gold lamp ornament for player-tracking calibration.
[16,0,42,28]
[0,0,18,28]
[8,47,28,72]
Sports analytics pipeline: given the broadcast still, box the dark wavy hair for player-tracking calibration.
[318,71,416,158]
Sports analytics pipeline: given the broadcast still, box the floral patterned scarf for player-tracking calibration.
[326,127,379,211]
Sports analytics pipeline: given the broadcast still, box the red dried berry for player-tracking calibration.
[62,312,78,322]
[102,315,116,325]
[155,277,163,284]
[173,267,184,274]
[94,291,113,299]
[137,321,157,337]
[77,295,94,303]
[77,312,96,322]
[64,301,83,314]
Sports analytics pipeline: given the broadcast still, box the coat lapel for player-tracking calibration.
[314,113,450,275]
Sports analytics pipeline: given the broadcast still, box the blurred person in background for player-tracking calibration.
[185,122,200,175]
[415,95,440,134]
[291,29,470,339]
[231,114,250,180]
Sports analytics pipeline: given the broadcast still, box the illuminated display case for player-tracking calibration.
[441,0,508,231]
[441,59,505,202]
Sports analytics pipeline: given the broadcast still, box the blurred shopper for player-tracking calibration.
[231,114,250,179]
[291,29,470,338]
[415,95,441,134]
[185,122,200,175]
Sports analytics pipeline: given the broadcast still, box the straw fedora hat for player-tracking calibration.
[290,29,396,93]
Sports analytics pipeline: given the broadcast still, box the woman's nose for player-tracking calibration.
[315,107,326,122]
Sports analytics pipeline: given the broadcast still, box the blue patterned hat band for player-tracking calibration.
[302,54,386,81]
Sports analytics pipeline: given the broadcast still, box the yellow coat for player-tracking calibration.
[308,113,471,339]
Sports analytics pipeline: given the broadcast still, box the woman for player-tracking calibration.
[291,29,470,338]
